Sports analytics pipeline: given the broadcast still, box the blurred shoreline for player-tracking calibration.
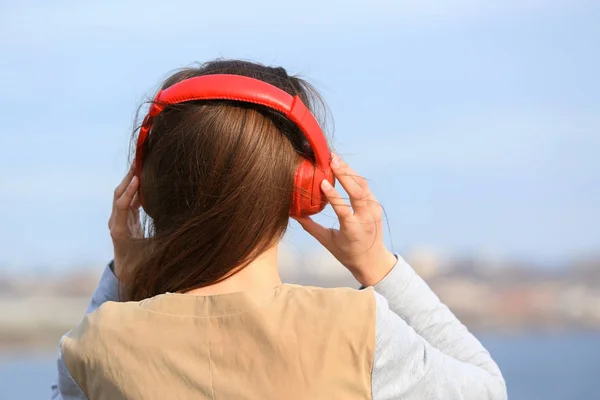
[1,248,599,352]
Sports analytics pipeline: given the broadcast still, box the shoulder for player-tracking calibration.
[277,285,378,385]
[279,284,377,329]
[282,284,375,309]
[62,301,141,363]
[59,301,140,396]
[68,301,140,339]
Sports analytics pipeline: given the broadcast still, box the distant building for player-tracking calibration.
[405,247,444,279]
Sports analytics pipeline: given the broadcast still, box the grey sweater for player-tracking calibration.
[51,256,506,399]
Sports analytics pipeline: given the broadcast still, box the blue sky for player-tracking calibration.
[0,0,599,271]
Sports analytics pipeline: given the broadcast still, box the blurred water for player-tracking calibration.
[482,333,600,400]
[0,334,598,400]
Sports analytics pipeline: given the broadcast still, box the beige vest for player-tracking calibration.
[62,284,376,400]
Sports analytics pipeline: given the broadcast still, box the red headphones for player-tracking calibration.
[135,74,334,217]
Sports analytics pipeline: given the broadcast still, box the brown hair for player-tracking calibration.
[124,59,329,301]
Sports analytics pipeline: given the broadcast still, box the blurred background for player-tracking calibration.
[1,0,599,399]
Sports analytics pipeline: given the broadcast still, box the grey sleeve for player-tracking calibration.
[371,256,507,400]
[50,262,120,400]
[85,260,120,313]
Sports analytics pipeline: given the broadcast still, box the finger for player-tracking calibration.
[128,193,142,235]
[320,179,353,220]
[113,165,135,201]
[128,212,144,238]
[330,154,376,213]
[134,219,145,237]
[130,192,141,210]
[294,216,332,246]
[113,176,139,231]
[129,202,141,226]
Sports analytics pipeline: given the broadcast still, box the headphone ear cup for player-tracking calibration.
[291,159,333,217]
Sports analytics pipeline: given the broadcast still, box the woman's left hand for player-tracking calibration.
[294,154,397,287]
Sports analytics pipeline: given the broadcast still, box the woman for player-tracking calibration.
[51,59,506,400]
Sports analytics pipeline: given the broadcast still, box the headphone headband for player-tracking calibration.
[135,74,331,178]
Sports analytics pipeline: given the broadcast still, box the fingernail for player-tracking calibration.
[331,154,340,168]
[321,179,332,190]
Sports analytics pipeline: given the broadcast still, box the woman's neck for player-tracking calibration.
[184,245,282,296]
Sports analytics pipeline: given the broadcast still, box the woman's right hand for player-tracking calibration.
[108,167,143,280]
[294,154,397,287]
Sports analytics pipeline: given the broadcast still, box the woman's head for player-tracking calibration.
[125,59,329,301]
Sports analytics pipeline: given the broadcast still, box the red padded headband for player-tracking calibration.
[135,74,330,179]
